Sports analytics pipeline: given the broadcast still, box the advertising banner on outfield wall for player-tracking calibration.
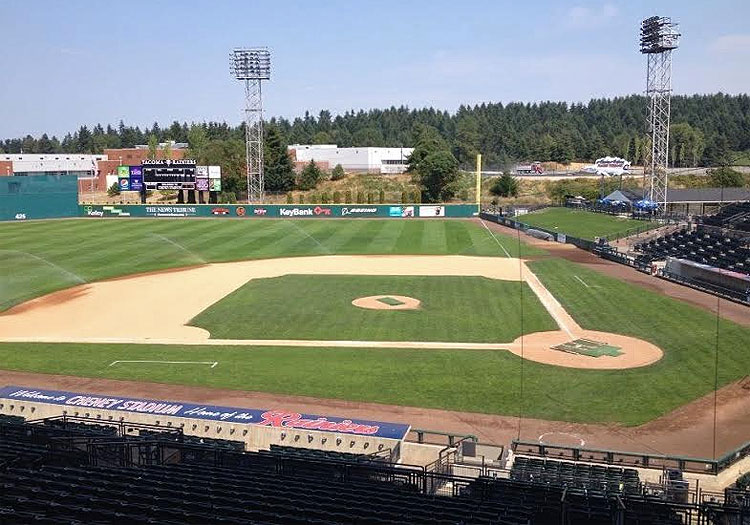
[78,204,477,219]
[0,386,411,439]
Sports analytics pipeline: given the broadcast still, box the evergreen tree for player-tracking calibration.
[264,124,296,192]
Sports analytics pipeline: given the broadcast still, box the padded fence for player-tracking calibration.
[0,175,79,221]
[77,203,478,219]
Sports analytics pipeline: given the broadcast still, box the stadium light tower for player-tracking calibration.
[230,47,271,203]
[640,16,680,210]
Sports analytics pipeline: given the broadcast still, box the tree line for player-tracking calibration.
[3,93,748,171]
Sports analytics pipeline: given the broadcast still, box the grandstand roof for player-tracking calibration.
[666,187,750,204]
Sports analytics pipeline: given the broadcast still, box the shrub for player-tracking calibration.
[107,182,120,197]
[459,189,469,201]
[331,164,345,181]
[219,191,237,204]
[401,191,408,203]
[297,160,323,190]
[490,173,520,198]
[367,192,374,204]
[379,189,385,203]
[356,191,365,204]
[286,192,293,204]
[298,194,304,204]
[345,190,353,203]
[321,192,330,204]
[333,191,342,204]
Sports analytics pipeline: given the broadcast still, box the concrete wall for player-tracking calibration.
[0,397,404,459]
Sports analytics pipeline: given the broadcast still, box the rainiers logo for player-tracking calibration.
[253,207,268,216]
[236,206,246,216]
[341,207,377,216]
[258,411,380,435]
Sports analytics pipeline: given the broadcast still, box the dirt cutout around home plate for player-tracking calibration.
[352,295,421,310]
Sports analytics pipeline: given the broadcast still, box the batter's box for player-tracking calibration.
[552,338,623,358]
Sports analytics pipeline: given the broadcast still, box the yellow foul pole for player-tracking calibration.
[475,153,482,214]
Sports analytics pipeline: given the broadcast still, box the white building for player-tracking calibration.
[288,144,413,174]
[1,154,105,178]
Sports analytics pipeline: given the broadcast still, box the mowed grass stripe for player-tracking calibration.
[0,219,536,311]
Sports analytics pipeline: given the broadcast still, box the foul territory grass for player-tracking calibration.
[189,275,557,343]
[0,218,541,311]
[519,207,656,240]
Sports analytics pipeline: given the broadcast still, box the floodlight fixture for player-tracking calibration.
[230,48,271,80]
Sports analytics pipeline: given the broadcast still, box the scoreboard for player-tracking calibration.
[142,159,197,190]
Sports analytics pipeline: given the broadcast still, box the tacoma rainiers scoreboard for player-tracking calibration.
[142,159,197,190]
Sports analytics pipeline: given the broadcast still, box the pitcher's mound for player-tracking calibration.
[352,295,421,310]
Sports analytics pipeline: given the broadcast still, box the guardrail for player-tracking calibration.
[512,439,750,476]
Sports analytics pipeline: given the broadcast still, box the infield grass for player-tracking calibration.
[0,218,540,311]
[189,275,558,342]
[519,207,656,240]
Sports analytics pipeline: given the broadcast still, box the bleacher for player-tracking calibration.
[700,202,750,233]
[1,414,746,524]
[634,229,750,275]
[510,456,641,495]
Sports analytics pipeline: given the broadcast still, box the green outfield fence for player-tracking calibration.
[0,175,79,221]
[76,203,478,219]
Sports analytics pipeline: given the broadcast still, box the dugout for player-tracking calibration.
[0,174,79,221]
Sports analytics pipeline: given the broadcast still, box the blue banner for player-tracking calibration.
[0,386,410,440]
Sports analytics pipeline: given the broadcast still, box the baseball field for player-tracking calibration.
[517,207,657,240]
[1,216,749,442]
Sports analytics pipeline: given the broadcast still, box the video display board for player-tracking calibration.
[142,159,197,190]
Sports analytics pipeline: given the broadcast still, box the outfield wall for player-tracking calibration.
[0,175,79,221]
[79,203,478,219]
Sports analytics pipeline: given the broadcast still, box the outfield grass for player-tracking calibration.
[2,256,748,425]
[519,207,656,240]
[0,218,542,311]
[190,275,557,342]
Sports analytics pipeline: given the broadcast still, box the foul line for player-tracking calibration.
[109,360,218,368]
[480,220,511,258]
[573,275,590,288]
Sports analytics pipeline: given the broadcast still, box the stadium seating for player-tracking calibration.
[510,456,641,495]
[634,229,750,275]
[700,202,750,233]
[0,415,739,523]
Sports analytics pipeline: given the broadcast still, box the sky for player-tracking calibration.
[1,0,749,139]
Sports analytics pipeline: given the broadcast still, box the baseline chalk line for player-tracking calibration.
[109,360,218,368]
[480,220,512,258]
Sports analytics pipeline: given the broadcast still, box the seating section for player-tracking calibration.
[634,229,750,275]
[0,416,735,524]
[139,428,245,451]
[701,202,750,233]
[267,444,385,463]
[511,456,641,495]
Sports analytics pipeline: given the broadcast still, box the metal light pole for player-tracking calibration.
[230,47,271,203]
[640,16,680,210]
